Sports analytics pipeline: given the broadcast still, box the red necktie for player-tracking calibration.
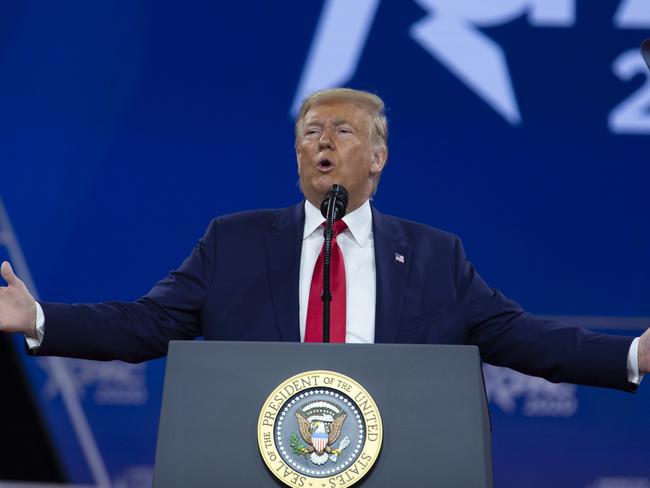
[305,220,348,343]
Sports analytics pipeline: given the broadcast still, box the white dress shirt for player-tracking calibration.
[299,199,376,343]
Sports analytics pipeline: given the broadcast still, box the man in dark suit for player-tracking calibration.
[0,88,648,391]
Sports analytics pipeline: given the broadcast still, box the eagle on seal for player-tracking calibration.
[295,411,347,465]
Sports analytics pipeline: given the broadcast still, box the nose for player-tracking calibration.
[318,127,334,150]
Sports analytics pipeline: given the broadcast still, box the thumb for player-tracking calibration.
[1,261,18,285]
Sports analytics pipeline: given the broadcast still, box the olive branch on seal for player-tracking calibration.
[290,432,308,455]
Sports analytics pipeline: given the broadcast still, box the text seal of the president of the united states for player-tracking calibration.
[258,370,383,487]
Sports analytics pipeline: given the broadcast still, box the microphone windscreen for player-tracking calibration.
[320,185,349,221]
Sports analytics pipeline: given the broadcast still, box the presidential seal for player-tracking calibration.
[258,370,382,488]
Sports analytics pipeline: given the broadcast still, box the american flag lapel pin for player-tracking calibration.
[394,252,405,264]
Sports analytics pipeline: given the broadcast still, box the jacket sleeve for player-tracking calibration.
[454,236,636,392]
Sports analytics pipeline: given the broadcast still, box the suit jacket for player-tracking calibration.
[35,202,635,391]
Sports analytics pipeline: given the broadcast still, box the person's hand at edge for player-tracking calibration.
[0,261,37,338]
[639,328,650,374]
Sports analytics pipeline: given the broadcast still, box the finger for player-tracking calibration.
[0,261,17,285]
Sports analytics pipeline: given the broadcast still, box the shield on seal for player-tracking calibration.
[311,430,328,452]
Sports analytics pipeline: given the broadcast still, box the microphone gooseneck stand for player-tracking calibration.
[319,184,348,343]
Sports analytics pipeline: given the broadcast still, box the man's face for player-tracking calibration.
[296,100,386,213]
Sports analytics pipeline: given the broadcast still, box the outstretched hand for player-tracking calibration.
[639,328,650,374]
[0,261,37,337]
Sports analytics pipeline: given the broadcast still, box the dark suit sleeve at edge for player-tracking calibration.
[30,219,219,363]
[453,236,636,392]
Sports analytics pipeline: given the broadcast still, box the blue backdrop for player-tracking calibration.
[1,1,649,486]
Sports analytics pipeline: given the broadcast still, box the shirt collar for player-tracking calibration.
[303,199,372,246]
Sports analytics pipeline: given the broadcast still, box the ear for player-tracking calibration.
[370,146,388,176]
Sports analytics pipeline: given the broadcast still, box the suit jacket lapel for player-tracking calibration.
[372,207,411,343]
[265,202,304,342]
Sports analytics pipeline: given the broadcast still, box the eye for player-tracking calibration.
[337,127,352,134]
[304,128,320,136]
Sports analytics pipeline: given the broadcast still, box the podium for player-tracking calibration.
[153,341,493,487]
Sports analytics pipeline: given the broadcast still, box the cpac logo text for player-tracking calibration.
[293,0,650,134]
[39,358,149,406]
[483,364,578,417]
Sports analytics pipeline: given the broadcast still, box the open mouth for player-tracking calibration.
[317,159,333,170]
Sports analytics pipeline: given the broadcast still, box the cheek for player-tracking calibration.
[296,152,308,174]
[297,145,316,166]
[349,150,375,177]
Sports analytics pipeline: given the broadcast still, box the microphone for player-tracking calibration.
[319,184,348,342]
[642,39,650,71]
[320,184,349,221]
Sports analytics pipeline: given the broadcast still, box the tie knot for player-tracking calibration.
[320,220,348,237]
[331,220,347,237]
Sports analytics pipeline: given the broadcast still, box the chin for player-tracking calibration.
[301,175,345,203]
[314,178,338,196]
